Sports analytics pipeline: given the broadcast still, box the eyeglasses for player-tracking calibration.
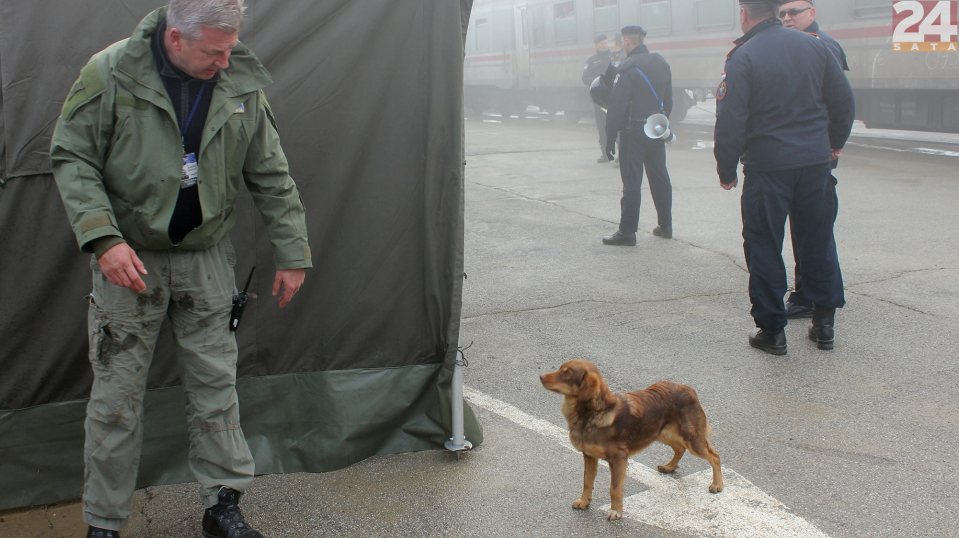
[779,7,811,18]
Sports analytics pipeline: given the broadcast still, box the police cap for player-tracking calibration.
[594,33,608,43]
[620,25,647,37]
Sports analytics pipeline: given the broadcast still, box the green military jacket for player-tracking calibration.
[50,7,311,270]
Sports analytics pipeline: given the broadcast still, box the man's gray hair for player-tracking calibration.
[742,2,778,20]
[167,0,246,40]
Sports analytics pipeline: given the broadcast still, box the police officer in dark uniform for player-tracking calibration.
[602,25,674,246]
[584,34,614,163]
[610,32,626,62]
[780,0,851,319]
[714,0,855,354]
[781,1,849,71]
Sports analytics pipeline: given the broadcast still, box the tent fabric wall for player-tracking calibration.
[0,0,479,509]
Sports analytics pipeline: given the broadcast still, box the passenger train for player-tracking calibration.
[464,0,959,132]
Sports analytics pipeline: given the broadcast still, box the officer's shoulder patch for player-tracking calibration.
[717,81,727,101]
[613,73,621,85]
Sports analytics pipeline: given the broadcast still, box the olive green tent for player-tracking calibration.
[0,0,481,509]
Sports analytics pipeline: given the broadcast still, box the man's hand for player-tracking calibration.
[831,148,842,160]
[721,178,739,190]
[605,140,616,161]
[272,269,306,309]
[98,243,148,293]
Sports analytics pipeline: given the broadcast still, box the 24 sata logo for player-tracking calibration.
[893,1,958,51]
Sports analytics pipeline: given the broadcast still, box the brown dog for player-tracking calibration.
[540,359,723,520]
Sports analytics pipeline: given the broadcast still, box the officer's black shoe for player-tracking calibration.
[652,226,672,239]
[87,527,120,538]
[785,300,814,319]
[202,487,265,538]
[602,230,636,246]
[748,328,787,355]
[808,305,836,350]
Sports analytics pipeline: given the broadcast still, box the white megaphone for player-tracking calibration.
[644,113,676,144]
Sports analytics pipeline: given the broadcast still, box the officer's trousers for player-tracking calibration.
[594,104,608,151]
[83,238,254,531]
[742,164,844,333]
[788,169,840,307]
[618,130,672,232]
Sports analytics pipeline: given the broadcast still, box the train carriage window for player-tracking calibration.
[640,0,671,35]
[475,18,490,51]
[696,0,735,31]
[853,0,888,18]
[531,7,546,47]
[554,1,577,43]
[593,0,620,34]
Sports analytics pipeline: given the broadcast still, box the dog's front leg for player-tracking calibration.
[607,457,627,520]
[573,454,598,510]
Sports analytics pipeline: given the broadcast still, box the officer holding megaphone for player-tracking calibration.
[599,25,675,246]
[644,113,675,144]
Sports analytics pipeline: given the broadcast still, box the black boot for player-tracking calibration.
[87,527,120,538]
[652,226,672,239]
[749,328,787,355]
[785,300,814,319]
[202,487,266,538]
[808,305,836,350]
[602,230,636,246]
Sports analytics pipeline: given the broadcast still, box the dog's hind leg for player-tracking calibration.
[607,457,627,520]
[655,423,685,473]
[657,444,686,474]
[573,454,598,510]
[687,438,724,493]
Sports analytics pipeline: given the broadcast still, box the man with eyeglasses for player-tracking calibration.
[780,1,849,72]
[779,0,851,320]
[714,0,855,355]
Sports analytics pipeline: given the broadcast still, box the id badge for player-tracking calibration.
[181,153,198,189]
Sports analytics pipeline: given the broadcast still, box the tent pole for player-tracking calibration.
[445,345,472,454]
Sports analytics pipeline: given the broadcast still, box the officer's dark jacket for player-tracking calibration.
[605,44,673,141]
[714,18,855,184]
[805,21,850,72]
[582,50,613,86]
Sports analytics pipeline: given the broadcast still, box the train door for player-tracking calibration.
[514,3,532,88]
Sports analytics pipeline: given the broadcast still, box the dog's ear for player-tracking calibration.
[578,372,601,401]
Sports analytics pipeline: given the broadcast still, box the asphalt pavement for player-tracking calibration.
[3,104,958,537]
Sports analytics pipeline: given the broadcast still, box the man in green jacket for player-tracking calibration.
[50,1,310,536]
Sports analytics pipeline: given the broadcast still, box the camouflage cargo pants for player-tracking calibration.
[82,238,254,531]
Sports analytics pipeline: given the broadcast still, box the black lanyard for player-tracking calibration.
[180,84,207,142]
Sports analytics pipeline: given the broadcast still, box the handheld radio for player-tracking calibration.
[229,266,255,332]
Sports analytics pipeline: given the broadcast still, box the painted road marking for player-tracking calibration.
[464,386,831,538]
[693,140,715,150]
[847,141,959,158]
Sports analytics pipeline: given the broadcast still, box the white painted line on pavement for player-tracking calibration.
[846,141,959,158]
[464,386,831,538]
